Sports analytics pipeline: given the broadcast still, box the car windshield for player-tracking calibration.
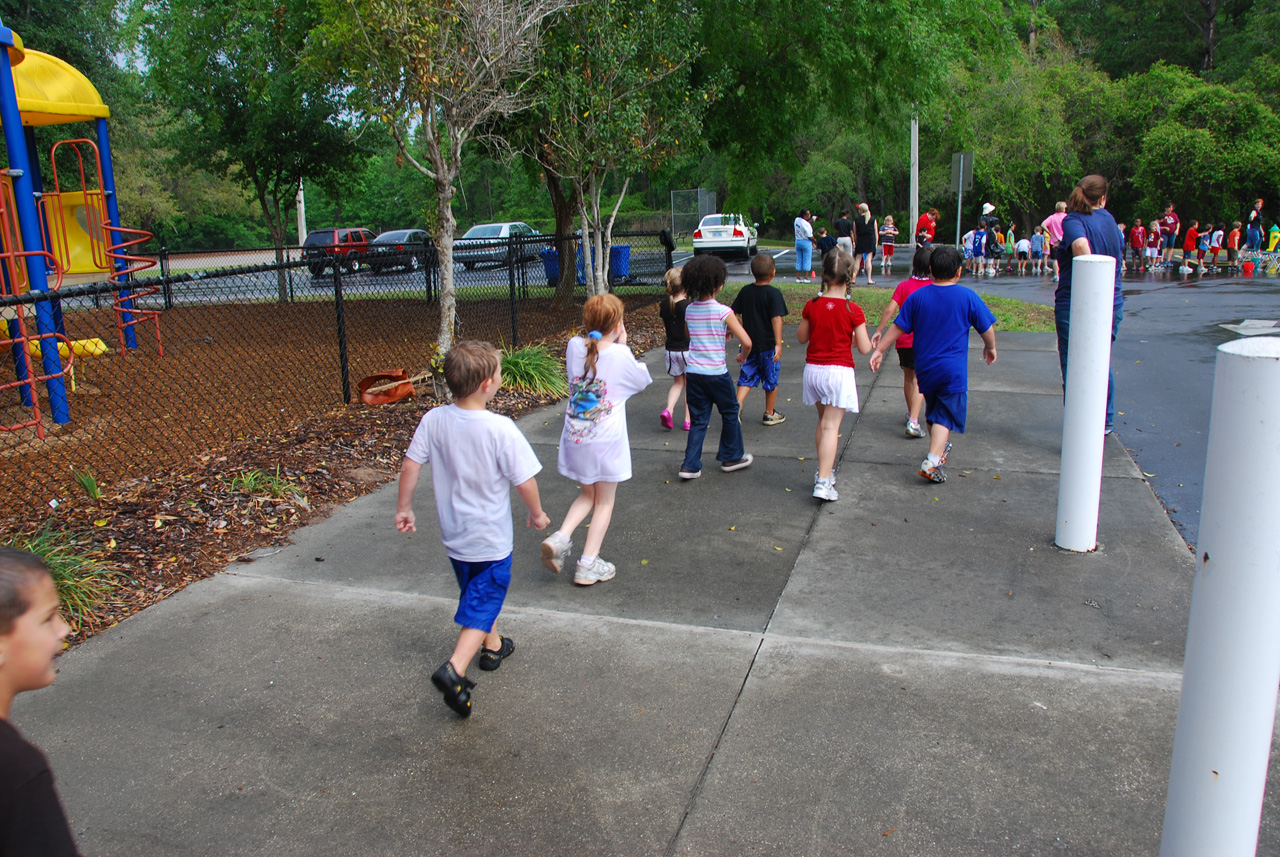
[461,224,504,239]
[699,215,739,228]
[374,231,414,243]
[303,231,335,246]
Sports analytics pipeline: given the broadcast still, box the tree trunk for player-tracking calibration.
[546,171,579,311]
[272,196,288,303]
[1028,0,1040,53]
[434,176,458,399]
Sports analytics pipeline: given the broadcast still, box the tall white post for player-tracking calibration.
[909,112,919,248]
[1054,254,1114,552]
[1159,337,1280,857]
[295,180,307,246]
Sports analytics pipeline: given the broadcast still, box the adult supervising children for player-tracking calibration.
[794,209,815,282]
[395,342,550,717]
[733,253,789,425]
[869,246,997,484]
[1055,174,1125,434]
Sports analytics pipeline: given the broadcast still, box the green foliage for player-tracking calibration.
[501,346,568,398]
[70,467,102,501]
[224,466,306,502]
[7,526,119,632]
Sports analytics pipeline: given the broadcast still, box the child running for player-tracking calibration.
[868,245,997,483]
[0,548,81,856]
[800,250,873,501]
[678,254,754,479]
[879,216,899,274]
[872,245,933,438]
[733,253,789,425]
[659,267,691,432]
[396,341,550,717]
[542,294,653,586]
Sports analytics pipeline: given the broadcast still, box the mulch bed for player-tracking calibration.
[1,299,667,643]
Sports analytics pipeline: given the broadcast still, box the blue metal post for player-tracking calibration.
[0,27,69,423]
[96,117,135,349]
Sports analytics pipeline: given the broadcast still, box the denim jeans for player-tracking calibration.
[682,372,744,471]
[1246,225,1262,250]
[1055,301,1122,429]
[794,240,812,274]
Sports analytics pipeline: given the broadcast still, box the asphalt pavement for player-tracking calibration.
[14,326,1279,855]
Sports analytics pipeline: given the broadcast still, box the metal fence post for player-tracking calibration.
[507,235,519,348]
[159,244,173,310]
[332,263,351,404]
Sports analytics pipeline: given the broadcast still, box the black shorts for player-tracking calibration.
[1016,251,1028,260]
[896,346,915,370]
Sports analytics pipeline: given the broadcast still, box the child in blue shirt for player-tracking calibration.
[869,245,997,483]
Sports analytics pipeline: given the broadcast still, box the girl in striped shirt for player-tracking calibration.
[678,255,755,480]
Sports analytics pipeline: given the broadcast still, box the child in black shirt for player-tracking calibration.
[658,267,692,431]
[732,254,790,425]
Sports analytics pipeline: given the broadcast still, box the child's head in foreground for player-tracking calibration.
[0,548,70,712]
[750,253,776,284]
[664,266,683,296]
[911,245,933,278]
[821,249,855,291]
[681,254,728,301]
[930,246,964,282]
[443,341,502,401]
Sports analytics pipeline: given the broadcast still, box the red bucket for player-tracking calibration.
[1243,261,1256,276]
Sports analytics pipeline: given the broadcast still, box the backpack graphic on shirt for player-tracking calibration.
[566,375,611,443]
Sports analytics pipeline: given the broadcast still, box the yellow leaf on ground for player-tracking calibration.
[106,538,116,549]
[993,475,1002,479]
[785,488,793,492]
[641,559,649,565]
[773,546,783,551]
[1143,472,1157,478]
[94,519,109,527]
[729,525,736,530]
[154,519,163,529]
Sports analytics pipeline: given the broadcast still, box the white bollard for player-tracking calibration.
[1160,337,1280,857]
[1054,254,1115,552]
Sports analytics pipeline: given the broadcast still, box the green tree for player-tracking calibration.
[137,0,361,299]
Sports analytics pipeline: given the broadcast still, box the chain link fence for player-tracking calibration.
[1,231,671,513]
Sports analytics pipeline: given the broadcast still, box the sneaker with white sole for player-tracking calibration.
[938,441,952,465]
[919,458,946,483]
[720,453,754,472]
[574,556,616,586]
[905,420,925,438]
[763,410,786,426]
[813,477,839,501]
[814,469,836,487]
[540,531,572,574]
[678,466,702,480]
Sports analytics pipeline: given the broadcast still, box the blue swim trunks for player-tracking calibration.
[737,351,781,392]
[923,391,968,433]
[449,554,512,632]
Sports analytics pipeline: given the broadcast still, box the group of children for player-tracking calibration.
[1123,218,1244,274]
[387,243,999,718]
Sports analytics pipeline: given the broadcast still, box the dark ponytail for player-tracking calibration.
[1067,174,1108,214]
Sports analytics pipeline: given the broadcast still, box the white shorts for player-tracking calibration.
[1146,247,1160,258]
[802,363,860,411]
[665,350,688,377]
[836,237,854,258]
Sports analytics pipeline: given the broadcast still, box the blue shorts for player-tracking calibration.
[449,554,512,632]
[923,391,967,434]
[1162,232,1178,249]
[737,350,781,391]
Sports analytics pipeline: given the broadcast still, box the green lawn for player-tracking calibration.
[719,282,1055,333]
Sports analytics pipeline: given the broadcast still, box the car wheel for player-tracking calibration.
[345,257,361,274]
[749,244,758,257]
[408,255,421,272]
[370,264,383,275]
[309,262,325,277]
[693,248,703,256]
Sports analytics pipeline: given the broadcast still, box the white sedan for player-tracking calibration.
[692,214,758,259]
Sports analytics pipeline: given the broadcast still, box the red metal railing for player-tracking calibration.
[104,223,160,355]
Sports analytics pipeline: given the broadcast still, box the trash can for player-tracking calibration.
[610,245,630,281]
[540,246,559,284]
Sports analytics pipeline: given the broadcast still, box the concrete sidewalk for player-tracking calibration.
[15,329,1280,856]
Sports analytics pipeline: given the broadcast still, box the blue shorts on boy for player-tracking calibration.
[737,350,780,391]
[894,283,997,433]
[450,555,512,632]
[923,391,968,433]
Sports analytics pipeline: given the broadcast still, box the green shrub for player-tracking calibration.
[502,346,568,398]
[7,526,119,632]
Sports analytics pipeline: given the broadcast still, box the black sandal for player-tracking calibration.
[478,636,515,672]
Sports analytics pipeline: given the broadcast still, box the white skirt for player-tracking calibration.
[802,363,860,411]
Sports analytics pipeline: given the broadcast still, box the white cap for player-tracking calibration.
[982,202,995,215]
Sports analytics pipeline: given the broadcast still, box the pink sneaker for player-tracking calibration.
[660,409,674,430]
[682,420,691,431]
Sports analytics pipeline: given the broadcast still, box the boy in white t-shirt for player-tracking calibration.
[395,341,550,718]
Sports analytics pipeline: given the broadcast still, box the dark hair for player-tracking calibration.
[930,245,963,280]
[798,208,810,219]
[1067,175,1109,214]
[839,209,850,217]
[821,248,854,288]
[442,341,501,399]
[581,294,624,381]
[911,245,933,278]
[0,548,50,636]
[682,254,727,301]
[750,253,775,280]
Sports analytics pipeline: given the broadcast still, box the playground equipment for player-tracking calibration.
[0,20,155,435]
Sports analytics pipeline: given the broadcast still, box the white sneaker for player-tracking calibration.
[540,531,572,574]
[813,477,839,501]
[574,556,616,586]
[905,420,925,438]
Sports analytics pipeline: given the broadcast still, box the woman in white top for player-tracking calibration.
[794,208,815,283]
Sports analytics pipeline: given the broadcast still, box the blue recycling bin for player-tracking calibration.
[540,246,559,283]
[575,243,632,285]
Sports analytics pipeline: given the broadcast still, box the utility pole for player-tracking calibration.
[910,111,919,248]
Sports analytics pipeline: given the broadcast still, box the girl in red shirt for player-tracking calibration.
[797,250,872,501]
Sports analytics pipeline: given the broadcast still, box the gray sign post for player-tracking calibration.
[951,151,974,246]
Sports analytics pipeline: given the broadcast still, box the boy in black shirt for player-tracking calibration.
[0,548,80,856]
[732,254,790,425]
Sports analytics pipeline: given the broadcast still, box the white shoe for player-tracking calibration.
[812,477,838,501]
[905,420,925,438]
[574,556,617,586]
[540,531,572,574]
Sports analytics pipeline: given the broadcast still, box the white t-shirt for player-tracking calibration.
[1015,238,1031,253]
[558,337,652,483]
[794,216,813,242]
[405,405,542,562]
